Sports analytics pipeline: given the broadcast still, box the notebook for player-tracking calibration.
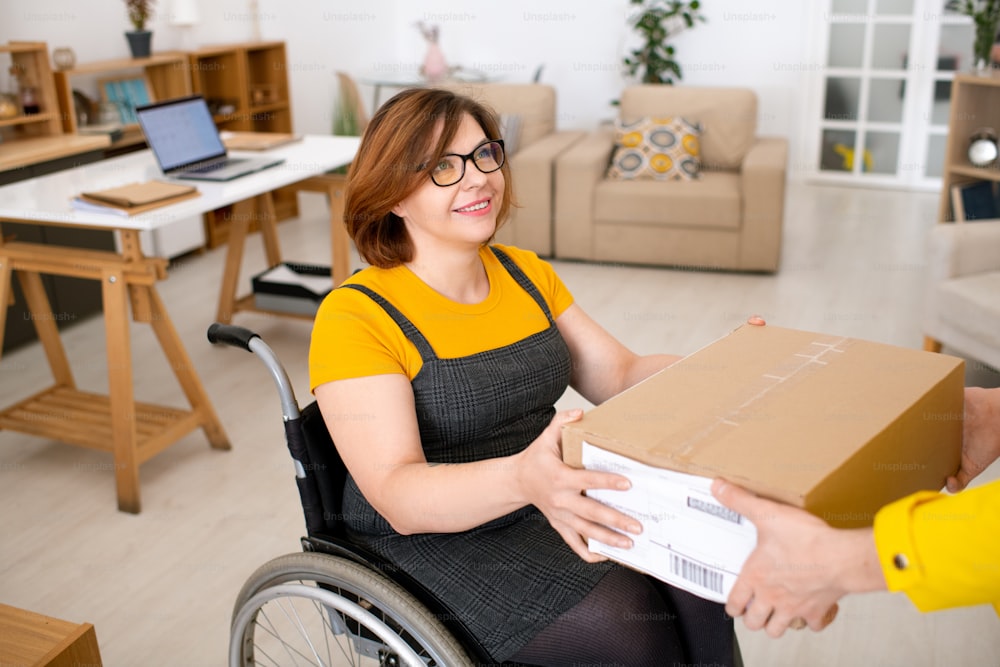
[135,95,285,181]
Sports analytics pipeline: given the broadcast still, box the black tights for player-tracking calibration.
[508,566,737,667]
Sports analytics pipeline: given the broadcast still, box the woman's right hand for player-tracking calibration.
[515,409,643,562]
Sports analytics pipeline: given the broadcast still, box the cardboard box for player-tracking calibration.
[562,324,965,600]
[252,262,333,316]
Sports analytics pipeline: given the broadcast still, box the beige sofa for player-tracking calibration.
[923,219,1000,372]
[438,82,584,257]
[554,85,788,272]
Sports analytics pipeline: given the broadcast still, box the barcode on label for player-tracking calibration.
[670,554,723,594]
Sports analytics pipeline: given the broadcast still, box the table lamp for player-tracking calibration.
[170,0,200,49]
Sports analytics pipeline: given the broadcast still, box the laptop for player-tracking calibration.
[135,95,285,181]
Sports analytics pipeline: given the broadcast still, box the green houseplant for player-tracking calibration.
[946,0,1000,70]
[623,0,706,84]
[124,0,156,58]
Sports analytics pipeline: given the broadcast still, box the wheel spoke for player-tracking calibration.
[230,553,469,666]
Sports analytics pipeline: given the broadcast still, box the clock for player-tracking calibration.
[968,127,998,168]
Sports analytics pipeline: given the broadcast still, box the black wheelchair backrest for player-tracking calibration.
[296,401,350,538]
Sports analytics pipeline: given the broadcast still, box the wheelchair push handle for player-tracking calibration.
[206,322,300,422]
[207,322,259,351]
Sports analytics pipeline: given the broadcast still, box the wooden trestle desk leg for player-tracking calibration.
[111,231,229,512]
[0,257,76,391]
[143,285,230,451]
[16,272,75,387]
[0,230,230,513]
[214,181,352,323]
[100,264,141,512]
[216,193,280,324]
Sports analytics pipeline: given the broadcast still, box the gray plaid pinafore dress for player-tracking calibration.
[339,246,614,661]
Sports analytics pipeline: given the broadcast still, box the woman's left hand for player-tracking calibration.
[515,409,643,563]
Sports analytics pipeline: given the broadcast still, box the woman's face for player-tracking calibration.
[392,112,505,254]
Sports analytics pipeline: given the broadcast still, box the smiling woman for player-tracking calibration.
[306,86,741,666]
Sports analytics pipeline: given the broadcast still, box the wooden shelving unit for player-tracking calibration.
[188,41,297,247]
[937,70,1000,222]
[0,41,71,160]
[0,42,62,140]
[52,51,192,148]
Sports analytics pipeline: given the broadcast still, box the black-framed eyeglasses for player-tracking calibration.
[425,139,505,187]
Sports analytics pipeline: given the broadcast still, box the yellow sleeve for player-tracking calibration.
[873,480,1000,615]
[308,284,410,391]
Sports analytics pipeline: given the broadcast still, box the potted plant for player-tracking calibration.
[946,0,1000,71]
[124,0,156,58]
[622,0,706,85]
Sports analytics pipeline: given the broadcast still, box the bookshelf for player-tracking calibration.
[188,41,297,246]
[0,41,62,141]
[52,52,192,147]
[937,70,1000,222]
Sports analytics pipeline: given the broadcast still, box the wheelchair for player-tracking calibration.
[208,323,495,667]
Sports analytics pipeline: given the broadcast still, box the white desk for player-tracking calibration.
[0,135,360,512]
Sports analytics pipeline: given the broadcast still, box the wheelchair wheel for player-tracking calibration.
[230,551,474,666]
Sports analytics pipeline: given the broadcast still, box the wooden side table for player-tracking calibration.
[0,603,102,667]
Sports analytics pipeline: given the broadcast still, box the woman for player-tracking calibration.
[309,87,737,665]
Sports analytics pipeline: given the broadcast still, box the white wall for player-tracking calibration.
[1,0,817,176]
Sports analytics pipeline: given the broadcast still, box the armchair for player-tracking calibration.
[439,82,584,256]
[923,219,1000,372]
[554,85,787,271]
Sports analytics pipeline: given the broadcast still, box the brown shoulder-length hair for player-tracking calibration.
[344,87,514,268]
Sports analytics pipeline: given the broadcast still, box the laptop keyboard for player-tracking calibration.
[187,161,227,173]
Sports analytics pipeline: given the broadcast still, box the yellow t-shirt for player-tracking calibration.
[309,244,574,391]
[873,480,1000,615]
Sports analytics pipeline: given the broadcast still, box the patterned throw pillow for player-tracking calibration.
[606,116,703,181]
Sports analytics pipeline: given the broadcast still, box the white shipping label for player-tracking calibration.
[581,442,757,603]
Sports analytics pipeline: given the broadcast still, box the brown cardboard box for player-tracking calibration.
[563,324,965,528]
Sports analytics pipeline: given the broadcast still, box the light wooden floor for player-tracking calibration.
[1,183,998,666]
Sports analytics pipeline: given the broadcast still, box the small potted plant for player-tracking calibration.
[124,0,156,58]
[622,0,706,85]
[945,0,1000,71]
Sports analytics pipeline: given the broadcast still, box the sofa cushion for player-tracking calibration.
[619,85,758,171]
[606,116,702,181]
[593,171,742,230]
[937,272,1000,347]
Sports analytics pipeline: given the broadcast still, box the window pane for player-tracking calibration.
[820,129,858,172]
[939,24,975,73]
[862,131,900,174]
[925,134,947,178]
[872,24,911,69]
[825,77,861,120]
[876,0,914,15]
[829,23,866,68]
[832,0,869,13]
[868,78,905,122]
[929,79,952,124]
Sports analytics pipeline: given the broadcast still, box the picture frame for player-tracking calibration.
[98,75,154,125]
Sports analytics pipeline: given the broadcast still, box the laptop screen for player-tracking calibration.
[136,96,227,171]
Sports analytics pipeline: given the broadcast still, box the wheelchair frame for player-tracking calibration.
[209,323,494,666]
